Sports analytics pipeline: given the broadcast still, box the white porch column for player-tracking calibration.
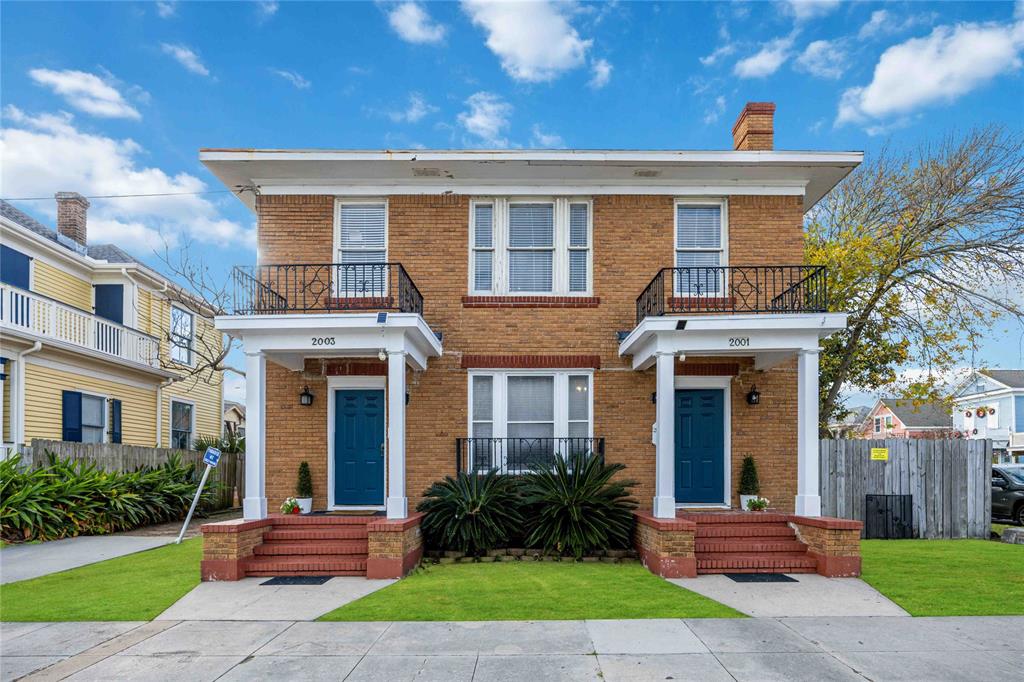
[386,351,408,519]
[243,351,267,520]
[795,348,822,516]
[653,351,678,518]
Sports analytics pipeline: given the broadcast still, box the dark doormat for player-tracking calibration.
[724,573,798,583]
[261,576,333,586]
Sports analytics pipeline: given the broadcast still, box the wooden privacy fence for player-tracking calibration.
[19,439,245,511]
[819,439,992,539]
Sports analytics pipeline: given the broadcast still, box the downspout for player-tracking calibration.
[13,342,42,451]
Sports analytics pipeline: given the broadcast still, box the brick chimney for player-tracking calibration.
[731,102,775,151]
[55,192,90,245]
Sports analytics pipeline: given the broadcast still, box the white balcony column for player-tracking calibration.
[795,348,822,516]
[243,350,268,520]
[653,351,679,518]
[386,350,409,519]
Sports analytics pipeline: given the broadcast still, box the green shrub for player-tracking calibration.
[416,470,523,555]
[193,432,245,455]
[296,462,313,498]
[0,452,212,544]
[738,455,760,495]
[520,451,637,559]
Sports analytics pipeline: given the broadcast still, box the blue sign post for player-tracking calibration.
[176,447,221,544]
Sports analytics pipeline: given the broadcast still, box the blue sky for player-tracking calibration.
[2,0,1023,403]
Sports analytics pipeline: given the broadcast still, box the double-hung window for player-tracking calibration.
[336,201,387,296]
[468,371,593,472]
[170,306,194,365]
[675,200,726,296]
[470,198,591,295]
[61,391,119,443]
[171,400,194,450]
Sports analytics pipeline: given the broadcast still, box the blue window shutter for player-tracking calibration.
[62,391,83,442]
[110,399,122,444]
[0,245,31,289]
[94,284,124,324]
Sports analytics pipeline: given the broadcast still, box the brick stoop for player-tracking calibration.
[245,515,373,577]
[679,512,818,575]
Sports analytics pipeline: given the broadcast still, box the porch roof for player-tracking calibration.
[618,312,848,370]
[215,312,442,370]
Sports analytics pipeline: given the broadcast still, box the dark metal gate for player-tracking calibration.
[864,494,914,539]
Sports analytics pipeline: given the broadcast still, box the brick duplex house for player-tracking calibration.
[199,103,864,581]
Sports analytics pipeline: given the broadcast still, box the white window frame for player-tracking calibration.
[170,398,196,450]
[79,390,108,444]
[333,198,389,298]
[326,376,387,511]
[469,197,593,296]
[874,416,882,434]
[674,375,732,509]
[169,305,194,366]
[467,369,594,472]
[673,197,729,296]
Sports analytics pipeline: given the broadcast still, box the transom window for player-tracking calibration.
[470,198,592,295]
[469,371,593,472]
[675,199,727,295]
[170,306,194,365]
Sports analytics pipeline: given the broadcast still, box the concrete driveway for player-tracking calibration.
[3,616,1022,681]
[0,537,171,585]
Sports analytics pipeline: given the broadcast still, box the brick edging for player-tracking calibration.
[366,512,424,532]
[788,515,863,530]
[200,518,273,534]
[634,512,698,532]
[462,296,600,308]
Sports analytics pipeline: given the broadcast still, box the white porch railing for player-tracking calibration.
[1,284,160,368]
[1011,432,1024,449]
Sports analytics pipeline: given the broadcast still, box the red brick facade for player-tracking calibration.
[257,192,806,512]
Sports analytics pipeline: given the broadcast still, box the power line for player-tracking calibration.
[1,190,237,201]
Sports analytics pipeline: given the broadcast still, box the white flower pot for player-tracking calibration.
[296,498,313,514]
[739,495,758,511]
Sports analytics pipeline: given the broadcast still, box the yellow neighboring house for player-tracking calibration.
[0,193,223,453]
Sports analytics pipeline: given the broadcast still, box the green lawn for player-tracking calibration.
[320,561,743,621]
[861,539,1024,616]
[0,538,202,621]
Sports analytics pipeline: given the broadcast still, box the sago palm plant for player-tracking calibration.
[416,470,523,555]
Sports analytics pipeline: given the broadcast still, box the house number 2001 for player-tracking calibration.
[311,337,336,346]
[728,337,750,347]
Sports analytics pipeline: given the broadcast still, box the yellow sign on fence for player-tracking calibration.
[870,447,889,461]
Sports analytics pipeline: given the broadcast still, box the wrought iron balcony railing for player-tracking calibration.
[231,263,424,315]
[456,437,606,475]
[635,265,828,324]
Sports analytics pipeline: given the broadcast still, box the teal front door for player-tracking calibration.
[333,389,385,506]
[675,389,726,504]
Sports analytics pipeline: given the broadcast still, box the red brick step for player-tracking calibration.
[695,540,807,554]
[695,524,796,539]
[263,528,368,541]
[244,555,368,575]
[253,540,368,556]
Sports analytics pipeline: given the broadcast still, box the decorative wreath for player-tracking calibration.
[965,410,973,417]
[988,407,996,415]
[976,407,987,418]
[972,428,979,435]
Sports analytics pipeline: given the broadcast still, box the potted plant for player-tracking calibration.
[746,496,770,512]
[295,461,313,514]
[280,497,300,514]
[738,455,760,510]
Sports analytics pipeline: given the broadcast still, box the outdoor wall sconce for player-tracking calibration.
[299,386,314,406]
[746,385,761,406]
[378,349,388,362]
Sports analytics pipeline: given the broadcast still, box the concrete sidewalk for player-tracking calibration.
[0,537,171,585]
[3,616,1022,681]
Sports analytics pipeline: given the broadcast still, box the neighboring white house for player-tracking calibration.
[952,369,1024,463]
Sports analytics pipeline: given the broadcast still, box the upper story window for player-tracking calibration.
[170,306,194,365]
[470,198,592,296]
[0,244,31,289]
[675,199,727,295]
[336,201,387,295]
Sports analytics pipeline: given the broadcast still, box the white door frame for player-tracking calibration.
[326,375,387,511]
[673,375,732,509]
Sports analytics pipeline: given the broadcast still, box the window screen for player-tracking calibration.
[508,204,554,292]
[568,203,589,293]
[473,204,494,292]
[81,395,105,444]
[338,203,387,295]
[676,205,724,295]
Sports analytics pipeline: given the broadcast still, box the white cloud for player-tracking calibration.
[700,43,735,67]
[155,1,177,18]
[0,106,254,253]
[269,68,311,89]
[28,69,141,120]
[461,0,591,82]
[795,39,846,79]
[256,1,278,21]
[703,95,727,124]
[837,20,1024,125]
[387,92,438,123]
[387,2,446,44]
[734,36,794,78]
[457,92,512,147]
[160,43,211,77]
[588,58,612,88]
[783,0,840,22]
[858,9,937,39]
[530,124,563,148]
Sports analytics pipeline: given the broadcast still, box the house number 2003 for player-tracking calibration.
[728,337,750,347]
[311,337,336,346]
